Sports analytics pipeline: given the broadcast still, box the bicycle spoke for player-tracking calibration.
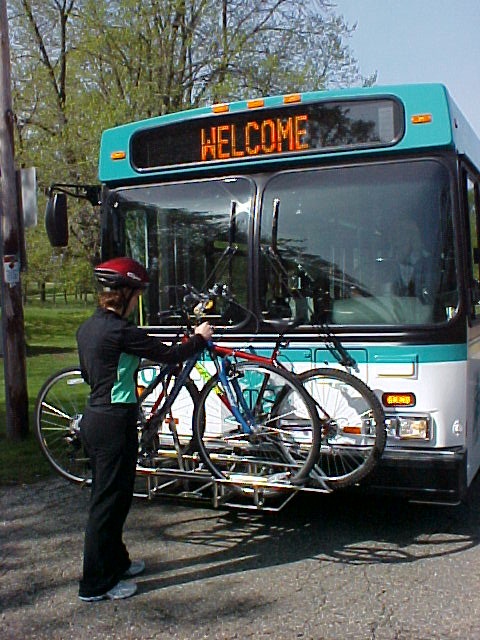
[35,368,91,484]
[301,368,386,487]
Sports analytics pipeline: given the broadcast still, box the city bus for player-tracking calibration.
[46,83,480,504]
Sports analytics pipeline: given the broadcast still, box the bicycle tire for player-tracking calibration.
[35,364,200,484]
[300,367,386,488]
[34,366,91,485]
[194,361,321,485]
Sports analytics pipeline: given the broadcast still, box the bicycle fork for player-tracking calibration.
[210,351,256,435]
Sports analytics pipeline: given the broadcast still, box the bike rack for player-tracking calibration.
[212,477,332,511]
[132,449,332,511]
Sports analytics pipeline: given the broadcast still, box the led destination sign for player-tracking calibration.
[131,98,403,171]
[200,114,309,161]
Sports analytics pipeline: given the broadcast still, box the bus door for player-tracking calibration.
[466,171,480,484]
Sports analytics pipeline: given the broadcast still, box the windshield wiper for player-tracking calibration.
[263,197,358,371]
[201,200,238,290]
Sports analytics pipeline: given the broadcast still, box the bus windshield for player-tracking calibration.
[103,177,253,326]
[259,159,458,326]
[104,158,458,327]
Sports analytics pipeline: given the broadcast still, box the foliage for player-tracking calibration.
[8,0,373,294]
[23,236,96,303]
[24,301,94,348]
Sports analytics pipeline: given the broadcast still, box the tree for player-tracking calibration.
[8,0,372,285]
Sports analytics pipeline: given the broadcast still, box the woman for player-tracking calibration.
[77,257,213,601]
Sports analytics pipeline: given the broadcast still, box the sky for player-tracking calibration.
[333,0,480,136]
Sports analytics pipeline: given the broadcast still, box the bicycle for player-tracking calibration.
[35,284,386,492]
[301,368,386,487]
[190,290,385,488]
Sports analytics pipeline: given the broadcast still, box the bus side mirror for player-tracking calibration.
[45,192,68,247]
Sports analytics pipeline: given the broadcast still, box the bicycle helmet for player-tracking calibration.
[94,257,149,290]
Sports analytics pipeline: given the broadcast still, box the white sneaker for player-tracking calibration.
[79,580,137,602]
[106,580,138,599]
[123,560,145,577]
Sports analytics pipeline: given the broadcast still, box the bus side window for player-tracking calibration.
[467,175,480,317]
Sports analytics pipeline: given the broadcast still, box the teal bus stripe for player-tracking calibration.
[365,343,467,363]
[241,343,467,365]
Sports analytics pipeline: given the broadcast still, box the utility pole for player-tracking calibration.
[0,0,29,440]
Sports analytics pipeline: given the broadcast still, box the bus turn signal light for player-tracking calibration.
[342,426,362,434]
[111,151,126,160]
[382,392,416,407]
[411,113,432,124]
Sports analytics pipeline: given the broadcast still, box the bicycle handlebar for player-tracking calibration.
[163,282,357,371]
[182,282,231,307]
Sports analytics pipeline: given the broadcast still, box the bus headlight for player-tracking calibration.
[386,416,430,440]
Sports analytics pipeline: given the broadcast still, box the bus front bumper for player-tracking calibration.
[359,446,467,505]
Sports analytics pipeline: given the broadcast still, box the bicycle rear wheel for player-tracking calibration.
[34,367,91,485]
[194,362,320,485]
[300,368,386,488]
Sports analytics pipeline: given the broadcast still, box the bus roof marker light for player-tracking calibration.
[111,151,126,160]
[283,93,302,104]
[212,103,229,114]
[411,113,432,124]
[247,99,264,109]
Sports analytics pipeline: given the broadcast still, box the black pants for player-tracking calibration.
[78,404,138,598]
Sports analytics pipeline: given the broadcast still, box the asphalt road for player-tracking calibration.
[2,474,480,640]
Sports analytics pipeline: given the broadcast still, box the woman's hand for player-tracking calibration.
[195,321,214,341]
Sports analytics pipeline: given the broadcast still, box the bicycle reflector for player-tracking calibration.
[194,299,214,315]
[342,426,362,434]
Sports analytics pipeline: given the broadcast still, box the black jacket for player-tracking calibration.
[77,307,206,406]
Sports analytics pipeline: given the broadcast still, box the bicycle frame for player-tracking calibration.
[208,341,288,434]
[139,356,198,421]
[139,335,287,439]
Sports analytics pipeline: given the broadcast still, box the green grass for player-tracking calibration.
[0,302,94,485]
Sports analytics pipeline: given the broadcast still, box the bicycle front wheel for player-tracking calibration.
[194,362,320,485]
[301,368,386,488]
[35,366,91,485]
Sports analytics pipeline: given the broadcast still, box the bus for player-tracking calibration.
[46,83,480,504]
